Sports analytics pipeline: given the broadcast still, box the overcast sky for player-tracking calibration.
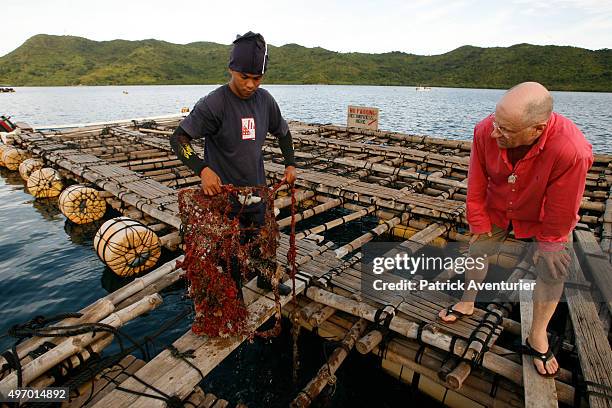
[1,0,611,57]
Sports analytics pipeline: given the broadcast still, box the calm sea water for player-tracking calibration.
[0,85,610,406]
[3,85,611,152]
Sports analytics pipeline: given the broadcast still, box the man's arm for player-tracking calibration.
[533,152,592,278]
[278,129,296,184]
[169,126,207,176]
[277,129,296,167]
[466,126,492,234]
[267,93,297,184]
[536,153,593,249]
[170,125,222,195]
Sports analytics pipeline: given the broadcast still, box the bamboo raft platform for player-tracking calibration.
[1,116,611,407]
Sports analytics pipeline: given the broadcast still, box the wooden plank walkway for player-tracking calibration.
[65,355,146,407]
[9,121,612,407]
[89,233,503,407]
[91,278,305,408]
[519,280,558,408]
[566,236,612,408]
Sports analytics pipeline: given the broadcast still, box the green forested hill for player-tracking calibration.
[0,34,610,91]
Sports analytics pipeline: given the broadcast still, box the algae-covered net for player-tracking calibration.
[178,184,286,338]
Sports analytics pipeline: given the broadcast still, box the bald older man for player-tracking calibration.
[438,82,593,377]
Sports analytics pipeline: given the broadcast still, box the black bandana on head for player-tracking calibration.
[228,31,268,75]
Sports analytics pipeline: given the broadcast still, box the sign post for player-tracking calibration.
[347,106,379,130]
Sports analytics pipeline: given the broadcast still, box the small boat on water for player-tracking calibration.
[416,85,432,91]
[0,87,15,93]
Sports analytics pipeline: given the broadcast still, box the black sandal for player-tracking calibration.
[438,305,474,324]
[522,338,559,378]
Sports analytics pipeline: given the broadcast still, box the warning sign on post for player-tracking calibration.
[347,106,379,130]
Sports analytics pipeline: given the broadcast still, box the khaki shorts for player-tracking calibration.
[468,225,569,284]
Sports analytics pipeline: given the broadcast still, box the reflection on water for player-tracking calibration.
[30,197,62,220]
[100,266,135,293]
[0,166,25,185]
[63,218,104,246]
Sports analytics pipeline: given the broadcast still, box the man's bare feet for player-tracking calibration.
[527,332,559,376]
[438,301,475,323]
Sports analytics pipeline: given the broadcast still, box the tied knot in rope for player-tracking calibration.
[167,345,196,360]
[7,313,83,338]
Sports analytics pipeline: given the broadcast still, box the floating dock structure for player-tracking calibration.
[0,117,611,407]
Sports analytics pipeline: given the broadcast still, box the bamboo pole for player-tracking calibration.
[600,186,612,257]
[285,177,467,223]
[90,278,305,408]
[115,268,185,311]
[0,301,115,373]
[283,301,524,408]
[309,306,337,327]
[319,124,474,150]
[287,133,470,168]
[27,333,114,390]
[336,200,471,242]
[296,205,376,241]
[354,305,395,354]
[0,295,163,395]
[380,343,522,408]
[334,212,409,258]
[138,128,173,135]
[0,256,182,371]
[299,302,326,322]
[291,319,368,407]
[159,231,181,251]
[444,305,505,390]
[120,155,179,168]
[274,190,315,210]
[356,330,384,355]
[303,286,575,403]
[519,280,559,408]
[278,198,343,229]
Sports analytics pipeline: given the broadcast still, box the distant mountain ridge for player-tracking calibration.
[0,34,610,91]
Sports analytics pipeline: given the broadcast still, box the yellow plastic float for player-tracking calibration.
[59,184,107,224]
[19,158,44,181]
[26,168,64,198]
[0,144,11,167]
[0,128,20,145]
[2,147,29,171]
[94,217,161,277]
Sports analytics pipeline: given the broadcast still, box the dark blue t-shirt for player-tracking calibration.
[180,84,289,187]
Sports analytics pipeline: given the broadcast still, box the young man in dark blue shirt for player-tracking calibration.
[170,31,296,296]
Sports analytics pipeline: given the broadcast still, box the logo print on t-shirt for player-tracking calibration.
[241,118,256,140]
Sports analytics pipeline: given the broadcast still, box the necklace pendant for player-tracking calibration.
[508,174,517,184]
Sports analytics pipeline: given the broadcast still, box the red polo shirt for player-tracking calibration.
[467,112,593,250]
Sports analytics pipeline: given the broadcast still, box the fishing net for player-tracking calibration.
[178,184,285,338]
[26,167,64,198]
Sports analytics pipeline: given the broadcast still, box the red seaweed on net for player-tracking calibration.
[177,183,289,338]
